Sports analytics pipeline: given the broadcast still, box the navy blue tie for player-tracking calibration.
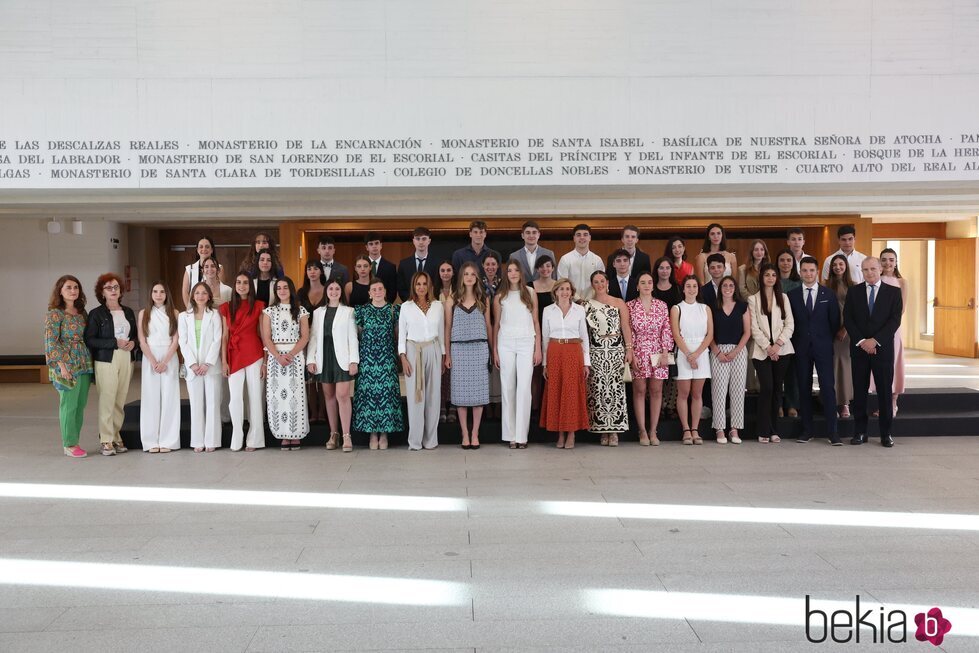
[868,284,876,314]
[806,287,814,313]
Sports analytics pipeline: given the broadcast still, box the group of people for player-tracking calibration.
[43,221,906,458]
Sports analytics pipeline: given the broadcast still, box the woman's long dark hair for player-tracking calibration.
[825,254,854,297]
[664,236,686,262]
[229,272,258,325]
[701,223,728,253]
[880,247,903,279]
[758,263,786,316]
[240,232,284,277]
[717,275,742,308]
[48,275,88,317]
[299,259,326,309]
[270,276,301,323]
[774,248,801,283]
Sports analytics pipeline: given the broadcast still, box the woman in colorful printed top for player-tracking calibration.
[45,275,95,458]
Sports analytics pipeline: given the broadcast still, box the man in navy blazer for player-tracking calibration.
[698,253,726,307]
[788,257,841,445]
[397,227,442,301]
[364,231,398,303]
[844,257,903,447]
[604,225,651,285]
[607,249,639,302]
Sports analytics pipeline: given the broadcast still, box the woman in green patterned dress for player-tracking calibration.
[354,278,404,450]
[45,275,95,458]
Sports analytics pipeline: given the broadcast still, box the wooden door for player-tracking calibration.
[935,238,978,357]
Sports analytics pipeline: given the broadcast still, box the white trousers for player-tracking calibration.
[405,340,441,450]
[139,344,181,451]
[186,372,223,449]
[228,359,265,450]
[499,336,535,443]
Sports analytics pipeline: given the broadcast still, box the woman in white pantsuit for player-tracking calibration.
[179,282,224,452]
[220,273,267,451]
[493,261,542,449]
[398,272,445,451]
[137,282,181,452]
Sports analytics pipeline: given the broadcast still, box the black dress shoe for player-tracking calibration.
[881,434,894,448]
[796,434,812,443]
[829,435,843,446]
[851,433,867,445]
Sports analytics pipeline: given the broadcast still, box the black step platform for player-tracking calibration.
[120,387,979,449]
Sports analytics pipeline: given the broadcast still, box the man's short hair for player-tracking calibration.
[469,220,488,231]
[412,227,431,238]
[612,248,631,262]
[800,256,819,269]
[622,225,640,237]
[318,235,335,246]
[521,220,540,231]
[707,253,726,266]
[572,223,591,236]
[786,227,804,238]
[837,225,856,238]
[364,231,381,244]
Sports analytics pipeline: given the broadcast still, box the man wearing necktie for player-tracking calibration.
[608,249,637,302]
[364,231,397,303]
[398,227,441,302]
[788,257,841,444]
[843,257,903,447]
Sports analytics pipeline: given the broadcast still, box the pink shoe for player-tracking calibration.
[63,446,87,458]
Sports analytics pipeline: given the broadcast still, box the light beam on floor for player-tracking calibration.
[0,559,469,605]
[0,483,466,512]
[540,500,979,531]
[584,589,979,636]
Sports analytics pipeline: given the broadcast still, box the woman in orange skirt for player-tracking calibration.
[540,279,591,448]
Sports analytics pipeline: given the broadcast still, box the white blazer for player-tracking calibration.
[307,305,359,373]
[747,293,795,360]
[178,309,223,374]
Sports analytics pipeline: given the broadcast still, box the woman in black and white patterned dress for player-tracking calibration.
[583,270,634,446]
[444,262,491,449]
[261,277,310,450]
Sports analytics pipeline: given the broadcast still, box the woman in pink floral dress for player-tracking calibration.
[628,271,674,446]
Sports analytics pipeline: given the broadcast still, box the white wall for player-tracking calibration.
[0,0,978,189]
[4,218,128,354]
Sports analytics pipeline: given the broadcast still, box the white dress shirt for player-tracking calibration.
[523,246,538,273]
[541,302,590,365]
[556,250,605,300]
[398,300,445,355]
[821,249,866,283]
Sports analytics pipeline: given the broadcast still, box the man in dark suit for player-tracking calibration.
[788,257,841,445]
[698,253,726,306]
[605,225,651,284]
[317,235,349,286]
[397,227,441,301]
[844,256,903,447]
[607,249,639,302]
[364,231,398,303]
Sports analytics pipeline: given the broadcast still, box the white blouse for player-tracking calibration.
[398,300,445,355]
[541,302,590,365]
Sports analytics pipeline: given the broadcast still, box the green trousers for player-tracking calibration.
[58,373,92,447]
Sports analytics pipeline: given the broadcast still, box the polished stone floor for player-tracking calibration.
[1,376,979,652]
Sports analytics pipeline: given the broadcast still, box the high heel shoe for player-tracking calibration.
[691,430,703,445]
[341,434,353,452]
[682,429,693,445]
[326,433,339,450]
[638,430,650,446]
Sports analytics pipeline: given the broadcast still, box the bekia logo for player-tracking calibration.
[805,595,952,645]
[914,608,952,646]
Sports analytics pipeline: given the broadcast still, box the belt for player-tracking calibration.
[550,338,582,344]
[407,339,437,402]
[451,338,487,344]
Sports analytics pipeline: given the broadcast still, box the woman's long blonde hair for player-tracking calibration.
[453,261,487,312]
[495,261,534,312]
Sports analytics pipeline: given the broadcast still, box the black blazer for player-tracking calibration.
[699,280,719,308]
[397,254,442,301]
[608,275,639,303]
[788,284,841,356]
[843,281,902,351]
[372,257,398,304]
[605,248,651,285]
[84,304,141,363]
